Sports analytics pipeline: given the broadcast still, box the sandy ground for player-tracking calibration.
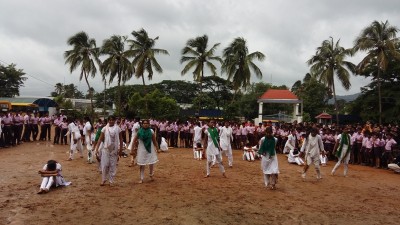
[0,140,399,225]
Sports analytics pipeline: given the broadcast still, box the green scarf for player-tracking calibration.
[258,136,276,156]
[208,127,219,148]
[335,133,350,158]
[138,127,152,153]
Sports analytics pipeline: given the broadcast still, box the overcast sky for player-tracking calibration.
[1,0,399,97]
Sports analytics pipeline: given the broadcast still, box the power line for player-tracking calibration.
[0,59,54,87]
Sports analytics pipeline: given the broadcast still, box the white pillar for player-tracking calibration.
[293,104,297,121]
[258,102,263,124]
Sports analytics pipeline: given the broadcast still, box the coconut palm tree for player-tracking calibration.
[54,83,64,96]
[307,37,356,124]
[181,35,223,87]
[353,20,400,124]
[222,37,265,93]
[64,31,100,117]
[129,28,169,87]
[100,35,135,116]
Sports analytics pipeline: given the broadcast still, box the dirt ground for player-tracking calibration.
[0,140,399,225]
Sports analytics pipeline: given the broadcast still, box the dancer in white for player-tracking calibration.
[83,117,93,163]
[219,121,234,167]
[94,116,123,186]
[331,126,352,176]
[67,119,83,160]
[204,120,226,178]
[127,117,141,167]
[300,128,325,180]
[133,119,159,183]
[37,160,71,194]
[283,129,297,154]
[258,127,279,190]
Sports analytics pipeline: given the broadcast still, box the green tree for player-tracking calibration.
[129,28,169,86]
[291,73,329,119]
[54,83,64,96]
[354,20,400,124]
[180,35,223,100]
[349,57,400,123]
[201,76,234,109]
[64,31,100,118]
[0,63,27,97]
[101,35,135,115]
[192,93,217,110]
[153,80,198,104]
[222,37,265,93]
[307,37,355,124]
[128,89,180,120]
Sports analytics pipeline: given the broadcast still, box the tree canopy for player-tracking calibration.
[0,63,27,97]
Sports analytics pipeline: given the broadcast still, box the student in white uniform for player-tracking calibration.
[331,126,352,177]
[160,137,169,152]
[288,148,305,165]
[258,127,279,190]
[300,128,326,180]
[83,117,93,163]
[94,116,123,186]
[192,122,203,159]
[283,129,297,154]
[67,119,83,160]
[127,117,141,167]
[37,160,71,194]
[219,121,234,167]
[133,119,159,183]
[204,120,226,178]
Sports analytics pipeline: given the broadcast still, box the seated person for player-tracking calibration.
[288,148,305,165]
[388,154,400,173]
[243,143,256,161]
[194,142,203,160]
[37,160,71,194]
[160,137,169,152]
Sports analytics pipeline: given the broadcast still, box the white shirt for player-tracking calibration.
[300,134,324,157]
[193,126,202,142]
[205,128,220,156]
[219,126,233,150]
[83,121,92,136]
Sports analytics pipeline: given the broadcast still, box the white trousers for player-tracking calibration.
[206,154,225,176]
[388,163,400,172]
[101,149,118,183]
[332,152,351,176]
[40,176,54,190]
[85,135,93,163]
[221,148,233,167]
[243,151,255,161]
[70,139,83,159]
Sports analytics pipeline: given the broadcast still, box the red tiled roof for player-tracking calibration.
[259,89,299,100]
[315,112,332,119]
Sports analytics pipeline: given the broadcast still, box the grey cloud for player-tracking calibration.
[1,0,400,97]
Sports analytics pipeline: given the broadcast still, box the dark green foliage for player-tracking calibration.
[0,64,27,97]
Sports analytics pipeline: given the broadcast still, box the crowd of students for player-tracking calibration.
[2,111,400,193]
